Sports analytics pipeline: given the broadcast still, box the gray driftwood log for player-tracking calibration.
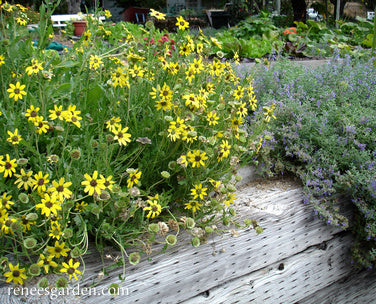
[1,166,375,304]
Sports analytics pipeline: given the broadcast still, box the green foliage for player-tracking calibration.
[250,56,376,269]
[230,11,279,40]
[0,3,266,286]
[210,13,375,60]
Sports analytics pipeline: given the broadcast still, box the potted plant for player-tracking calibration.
[72,19,88,36]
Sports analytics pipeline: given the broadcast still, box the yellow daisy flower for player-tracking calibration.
[112,125,132,146]
[37,254,58,274]
[89,55,103,70]
[35,193,62,217]
[32,171,50,192]
[25,105,40,122]
[47,241,70,258]
[81,170,106,196]
[185,200,203,213]
[0,54,5,66]
[1,192,14,210]
[60,259,81,281]
[14,169,33,190]
[0,154,17,178]
[176,16,189,31]
[7,81,26,101]
[48,105,64,121]
[25,58,44,75]
[143,199,162,219]
[190,183,207,200]
[7,128,22,145]
[49,177,73,201]
[3,263,27,285]
[150,8,166,20]
[187,150,208,168]
[206,111,219,126]
[127,169,141,188]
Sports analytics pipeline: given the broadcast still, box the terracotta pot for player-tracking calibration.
[72,20,88,36]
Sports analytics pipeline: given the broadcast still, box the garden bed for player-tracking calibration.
[1,3,376,303]
[1,166,375,303]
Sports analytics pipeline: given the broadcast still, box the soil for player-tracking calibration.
[52,34,75,49]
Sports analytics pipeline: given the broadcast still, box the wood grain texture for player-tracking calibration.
[183,233,354,304]
[0,167,370,304]
[297,267,376,304]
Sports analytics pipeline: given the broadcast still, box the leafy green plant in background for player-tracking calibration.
[209,12,375,60]
[229,10,278,40]
[212,10,282,59]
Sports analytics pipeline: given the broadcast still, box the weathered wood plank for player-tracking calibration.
[183,233,354,304]
[297,267,376,304]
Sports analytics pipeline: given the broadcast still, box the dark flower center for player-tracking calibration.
[12,270,20,278]
[67,267,75,275]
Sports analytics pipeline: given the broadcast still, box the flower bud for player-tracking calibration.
[55,277,68,289]
[70,247,82,258]
[161,171,170,179]
[63,228,73,239]
[235,175,242,182]
[243,218,252,226]
[37,277,49,289]
[168,161,177,170]
[54,126,64,132]
[18,193,29,204]
[205,226,214,234]
[165,234,177,246]
[108,283,120,297]
[191,237,200,247]
[91,206,101,216]
[71,149,81,160]
[26,213,38,221]
[99,191,111,201]
[129,252,141,265]
[24,237,37,249]
[164,115,173,122]
[17,158,29,166]
[227,184,237,192]
[10,222,23,234]
[148,223,160,233]
[28,264,41,276]
[185,217,195,229]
